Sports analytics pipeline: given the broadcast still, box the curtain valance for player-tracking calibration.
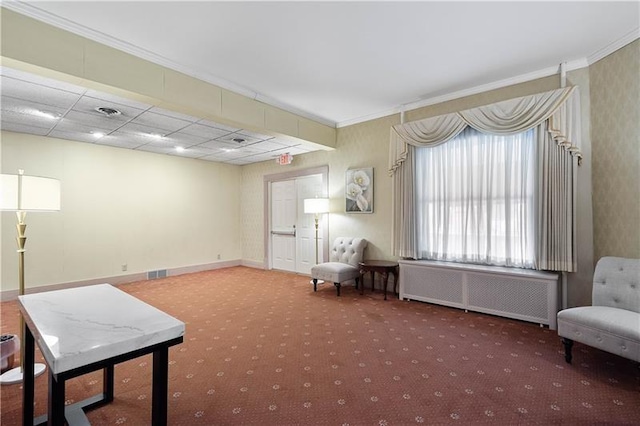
[389,86,582,175]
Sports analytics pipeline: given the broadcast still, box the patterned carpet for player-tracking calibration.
[1,266,639,425]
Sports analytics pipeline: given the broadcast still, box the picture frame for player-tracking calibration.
[345,167,373,213]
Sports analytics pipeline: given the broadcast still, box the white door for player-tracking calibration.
[295,175,325,274]
[271,180,297,272]
[270,174,324,274]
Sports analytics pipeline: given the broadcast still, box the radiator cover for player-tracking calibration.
[399,260,559,329]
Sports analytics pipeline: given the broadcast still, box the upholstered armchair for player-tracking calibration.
[311,237,368,296]
[557,257,640,363]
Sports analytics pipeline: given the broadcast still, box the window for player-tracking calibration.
[415,127,536,268]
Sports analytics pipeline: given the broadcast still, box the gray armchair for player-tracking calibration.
[557,257,640,363]
[311,237,368,296]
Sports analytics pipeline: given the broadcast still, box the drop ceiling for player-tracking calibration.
[0,2,638,165]
[0,66,314,165]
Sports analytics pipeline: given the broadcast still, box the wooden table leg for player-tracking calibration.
[382,272,389,300]
[22,324,35,426]
[152,347,169,425]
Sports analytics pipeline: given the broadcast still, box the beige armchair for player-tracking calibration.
[311,237,368,296]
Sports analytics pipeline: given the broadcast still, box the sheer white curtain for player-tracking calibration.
[389,86,581,272]
[415,127,536,267]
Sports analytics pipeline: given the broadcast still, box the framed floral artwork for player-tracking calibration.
[345,167,373,213]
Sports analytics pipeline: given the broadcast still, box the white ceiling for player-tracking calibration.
[9,1,639,127]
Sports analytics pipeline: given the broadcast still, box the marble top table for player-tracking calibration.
[19,284,185,426]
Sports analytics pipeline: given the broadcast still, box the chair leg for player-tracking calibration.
[313,279,318,292]
[562,338,573,364]
[334,282,341,296]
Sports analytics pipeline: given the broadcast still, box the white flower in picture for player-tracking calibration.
[345,167,373,213]
[346,182,363,200]
[352,170,370,189]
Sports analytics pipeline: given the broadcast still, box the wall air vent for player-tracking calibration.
[147,269,168,280]
[94,107,122,117]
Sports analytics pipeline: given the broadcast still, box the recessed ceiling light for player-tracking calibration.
[94,107,122,117]
[31,110,60,120]
[222,148,236,153]
[148,133,164,140]
[91,131,105,139]
[175,146,185,152]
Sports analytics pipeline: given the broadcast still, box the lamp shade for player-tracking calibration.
[303,198,329,214]
[1,172,61,211]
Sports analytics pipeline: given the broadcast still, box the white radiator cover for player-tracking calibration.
[399,260,559,329]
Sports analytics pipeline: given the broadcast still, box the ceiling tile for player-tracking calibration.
[0,66,86,94]
[1,109,59,130]
[0,121,51,136]
[72,95,146,120]
[148,106,200,122]
[164,132,210,147]
[95,134,145,149]
[48,129,101,144]
[236,129,274,141]
[197,139,238,150]
[0,66,322,166]
[178,123,233,140]
[197,119,239,133]
[130,111,193,132]
[109,129,163,147]
[1,76,82,109]
[2,95,69,118]
[55,110,130,133]
[116,122,166,137]
[249,140,290,152]
[215,132,262,146]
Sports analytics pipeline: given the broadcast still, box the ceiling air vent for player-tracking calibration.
[94,107,122,117]
[232,137,246,143]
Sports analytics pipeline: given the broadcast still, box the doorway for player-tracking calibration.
[264,166,329,274]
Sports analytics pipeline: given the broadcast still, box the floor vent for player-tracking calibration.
[147,269,168,280]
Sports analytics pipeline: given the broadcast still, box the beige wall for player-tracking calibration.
[590,40,640,261]
[1,132,242,293]
[241,72,599,307]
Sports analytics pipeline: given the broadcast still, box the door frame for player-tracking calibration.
[263,165,329,271]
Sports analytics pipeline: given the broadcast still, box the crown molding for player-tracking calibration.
[588,27,640,65]
[336,59,589,128]
[1,1,337,128]
[4,1,638,131]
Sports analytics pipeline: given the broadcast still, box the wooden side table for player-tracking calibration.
[359,260,400,300]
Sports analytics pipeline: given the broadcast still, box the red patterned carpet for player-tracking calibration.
[1,266,639,425]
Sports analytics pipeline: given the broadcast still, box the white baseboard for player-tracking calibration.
[241,259,266,269]
[0,259,243,301]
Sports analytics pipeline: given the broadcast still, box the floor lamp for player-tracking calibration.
[0,170,61,385]
[303,197,329,281]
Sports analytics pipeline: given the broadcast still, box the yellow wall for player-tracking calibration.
[590,40,640,261]
[1,132,242,292]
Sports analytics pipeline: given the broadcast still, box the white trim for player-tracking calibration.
[5,1,638,130]
[587,27,640,65]
[0,259,241,301]
[337,59,589,128]
[241,259,266,269]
